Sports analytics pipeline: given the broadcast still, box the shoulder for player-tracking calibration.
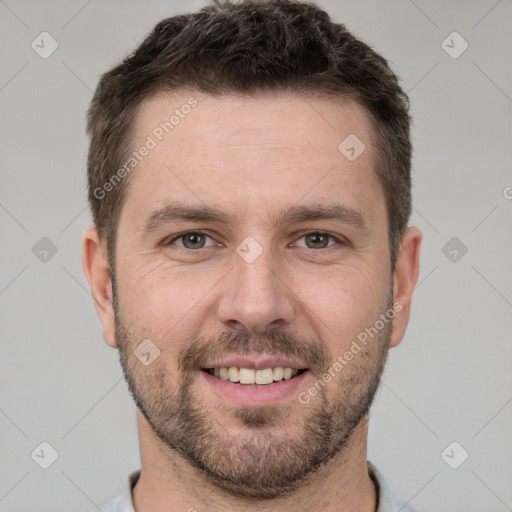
[92,495,121,512]
[367,461,419,512]
[91,469,140,512]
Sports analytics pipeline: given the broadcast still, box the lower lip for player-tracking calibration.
[199,370,309,406]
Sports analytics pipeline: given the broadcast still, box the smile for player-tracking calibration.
[202,366,307,385]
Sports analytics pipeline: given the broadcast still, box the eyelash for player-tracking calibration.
[163,231,346,250]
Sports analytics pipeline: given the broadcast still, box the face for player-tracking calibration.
[110,91,396,498]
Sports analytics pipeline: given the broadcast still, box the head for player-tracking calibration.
[82,0,421,500]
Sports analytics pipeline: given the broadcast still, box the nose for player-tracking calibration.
[216,244,295,334]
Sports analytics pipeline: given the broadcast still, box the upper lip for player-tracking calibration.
[201,355,309,370]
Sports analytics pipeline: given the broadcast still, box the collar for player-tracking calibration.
[109,461,417,512]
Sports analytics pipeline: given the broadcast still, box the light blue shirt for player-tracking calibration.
[94,461,417,512]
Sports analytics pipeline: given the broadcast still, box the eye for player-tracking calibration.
[165,231,217,250]
[163,230,345,251]
[293,231,343,249]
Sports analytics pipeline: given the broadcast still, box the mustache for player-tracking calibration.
[178,329,331,376]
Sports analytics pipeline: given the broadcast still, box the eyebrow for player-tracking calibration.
[142,201,369,235]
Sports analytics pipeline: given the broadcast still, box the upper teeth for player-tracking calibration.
[210,367,300,384]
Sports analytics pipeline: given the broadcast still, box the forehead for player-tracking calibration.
[134,90,374,156]
[122,90,383,228]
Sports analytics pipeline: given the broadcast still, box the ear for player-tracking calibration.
[389,226,422,348]
[82,227,117,348]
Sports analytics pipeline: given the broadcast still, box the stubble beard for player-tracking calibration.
[112,279,391,499]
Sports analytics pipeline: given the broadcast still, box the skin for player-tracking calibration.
[82,91,421,512]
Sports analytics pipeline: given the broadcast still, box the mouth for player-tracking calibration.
[199,356,311,405]
[202,366,308,386]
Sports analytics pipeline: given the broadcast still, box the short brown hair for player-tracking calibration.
[86,0,412,271]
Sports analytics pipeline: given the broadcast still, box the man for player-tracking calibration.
[82,1,422,510]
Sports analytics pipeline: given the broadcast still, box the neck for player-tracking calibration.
[132,410,377,512]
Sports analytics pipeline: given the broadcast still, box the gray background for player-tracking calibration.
[1,0,511,511]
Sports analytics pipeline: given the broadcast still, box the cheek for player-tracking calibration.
[302,266,385,352]
[118,261,214,350]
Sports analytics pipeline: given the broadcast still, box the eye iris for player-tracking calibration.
[178,233,332,249]
[305,233,329,249]
[183,233,205,249]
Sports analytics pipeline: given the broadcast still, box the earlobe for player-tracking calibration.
[81,227,118,348]
[389,226,422,348]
